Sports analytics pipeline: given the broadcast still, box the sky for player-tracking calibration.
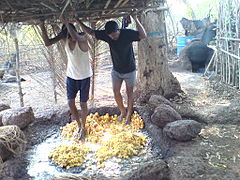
[167,0,201,18]
[167,0,219,21]
[165,0,219,35]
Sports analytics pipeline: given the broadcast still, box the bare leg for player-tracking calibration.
[80,102,88,141]
[68,99,81,128]
[125,85,134,124]
[68,99,83,140]
[112,80,126,122]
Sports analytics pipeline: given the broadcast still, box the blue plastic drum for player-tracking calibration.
[177,36,196,56]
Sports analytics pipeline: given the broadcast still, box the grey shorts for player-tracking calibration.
[111,70,136,87]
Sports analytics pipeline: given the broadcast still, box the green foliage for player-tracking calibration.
[20,25,43,45]
[167,0,219,20]
[0,24,43,46]
[185,7,194,19]
[193,0,219,20]
[0,24,46,66]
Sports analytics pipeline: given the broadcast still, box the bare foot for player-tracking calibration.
[74,127,85,141]
[118,112,126,123]
[73,127,81,138]
[125,115,131,125]
[79,128,86,141]
[68,113,72,123]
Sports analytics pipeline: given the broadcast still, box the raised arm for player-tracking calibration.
[131,15,147,40]
[75,18,95,37]
[59,16,84,42]
[39,20,63,46]
[60,16,88,51]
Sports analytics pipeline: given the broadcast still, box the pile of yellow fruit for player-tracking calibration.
[49,111,146,168]
[49,142,90,169]
[96,132,147,163]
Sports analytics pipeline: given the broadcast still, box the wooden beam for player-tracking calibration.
[104,0,112,9]
[220,37,240,42]
[86,0,95,9]
[4,0,13,10]
[60,0,71,16]
[3,4,167,24]
[108,0,130,15]
[120,0,130,7]
[102,0,112,15]
[220,48,240,60]
[114,0,126,8]
[40,2,58,12]
[0,2,167,23]
[6,5,158,19]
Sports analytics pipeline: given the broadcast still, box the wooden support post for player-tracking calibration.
[14,37,24,107]
[90,22,97,103]
[47,46,58,104]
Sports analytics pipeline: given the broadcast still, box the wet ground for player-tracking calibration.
[22,108,162,180]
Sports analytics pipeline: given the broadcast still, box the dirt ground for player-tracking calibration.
[0,59,240,179]
[0,64,116,110]
[168,60,240,179]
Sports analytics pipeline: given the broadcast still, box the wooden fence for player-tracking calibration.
[213,0,240,89]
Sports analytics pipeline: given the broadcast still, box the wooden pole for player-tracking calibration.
[48,46,58,104]
[90,22,97,102]
[14,37,24,107]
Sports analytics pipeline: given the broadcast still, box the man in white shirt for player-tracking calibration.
[39,18,92,141]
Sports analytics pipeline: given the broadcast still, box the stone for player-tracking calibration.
[151,104,182,128]
[0,111,4,126]
[0,125,26,161]
[174,104,207,124]
[0,103,10,112]
[135,106,171,158]
[2,107,34,129]
[34,104,69,122]
[149,95,174,108]
[163,120,202,141]
[0,104,11,126]
[125,160,170,180]
[1,158,31,180]
[167,156,206,180]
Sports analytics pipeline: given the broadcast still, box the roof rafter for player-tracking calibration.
[0,0,165,23]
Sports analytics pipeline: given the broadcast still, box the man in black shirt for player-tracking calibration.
[76,15,146,124]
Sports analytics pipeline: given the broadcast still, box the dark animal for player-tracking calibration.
[179,17,216,72]
[201,22,217,45]
[185,41,213,72]
[180,17,210,37]
[179,39,214,73]
[180,17,217,44]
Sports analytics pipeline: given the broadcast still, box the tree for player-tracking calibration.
[181,0,196,19]
[137,8,182,103]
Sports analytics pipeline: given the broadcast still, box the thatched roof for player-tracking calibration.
[0,0,165,23]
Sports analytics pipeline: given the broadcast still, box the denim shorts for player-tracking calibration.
[111,70,136,86]
[66,77,90,102]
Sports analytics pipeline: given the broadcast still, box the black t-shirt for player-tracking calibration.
[95,29,140,73]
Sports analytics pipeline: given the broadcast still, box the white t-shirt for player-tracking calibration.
[65,40,93,80]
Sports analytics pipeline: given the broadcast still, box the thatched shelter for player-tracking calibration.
[0,0,182,105]
[0,0,166,23]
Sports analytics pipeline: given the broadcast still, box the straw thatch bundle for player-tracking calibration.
[0,125,26,161]
[0,0,162,23]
